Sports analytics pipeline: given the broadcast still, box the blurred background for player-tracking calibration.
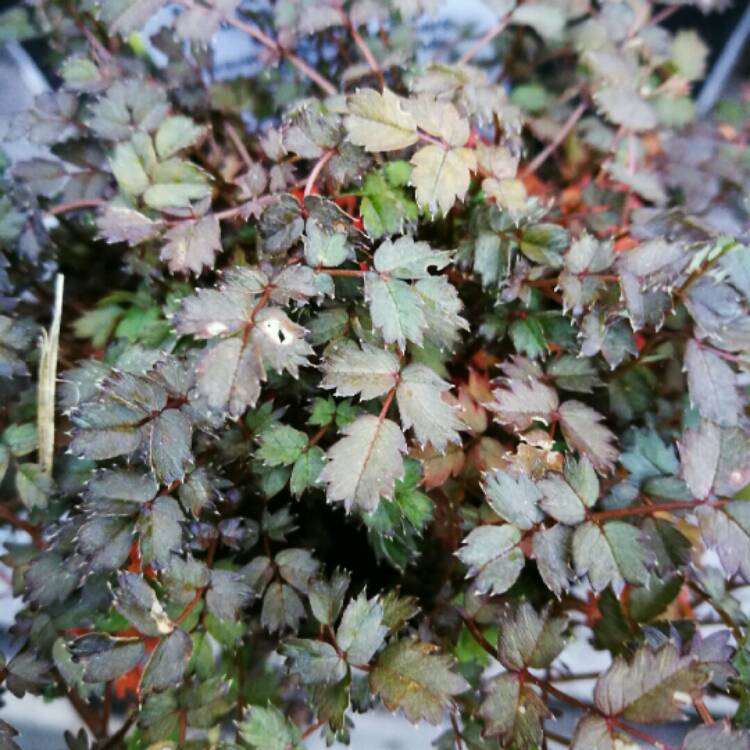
[1,0,749,746]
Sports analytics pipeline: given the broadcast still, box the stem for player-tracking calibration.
[378,385,398,421]
[47,198,105,216]
[175,0,336,95]
[344,12,384,88]
[0,504,45,548]
[523,101,586,176]
[225,122,254,168]
[99,711,137,750]
[319,267,366,277]
[458,13,514,65]
[450,710,465,750]
[590,499,724,522]
[304,149,336,198]
[301,718,326,739]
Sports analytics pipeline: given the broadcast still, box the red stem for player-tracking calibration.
[590,498,725,522]
[304,149,336,198]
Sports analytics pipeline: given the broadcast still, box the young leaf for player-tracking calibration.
[319,415,406,512]
[369,639,468,724]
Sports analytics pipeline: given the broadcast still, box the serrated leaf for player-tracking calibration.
[496,601,567,670]
[683,722,750,750]
[678,419,720,500]
[320,415,406,512]
[697,502,750,580]
[364,273,427,349]
[321,341,400,400]
[539,457,598,525]
[478,672,550,747]
[161,215,221,275]
[303,219,350,267]
[336,593,388,666]
[97,206,164,246]
[373,235,452,280]
[239,705,302,750]
[140,629,192,693]
[99,0,167,34]
[532,524,573,597]
[594,87,656,131]
[484,470,543,530]
[154,115,204,159]
[685,340,740,427]
[573,521,650,593]
[410,144,476,216]
[257,424,308,466]
[261,581,305,633]
[369,639,468,724]
[71,634,144,683]
[396,363,462,452]
[147,408,192,484]
[281,639,347,685]
[594,643,708,722]
[487,377,558,431]
[290,446,326,498]
[309,570,350,625]
[414,275,469,352]
[457,525,524,596]
[113,572,174,637]
[558,400,617,474]
[403,96,469,147]
[345,88,418,152]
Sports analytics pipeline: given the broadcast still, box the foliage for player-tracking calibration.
[1,0,750,749]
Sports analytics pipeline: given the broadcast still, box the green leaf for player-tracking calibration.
[532,524,573,597]
[290,446,326,498]
[369,639,468,724]
[685,339,740,427]
[396,363,462,452]
[320,415,406,512]
[509,317,547,359]
[110,140,150,196]
[309,570,350,626]
[457,525,525,596]
[345,88,418,152]
[239,705,302,750]
[336,593,388,666]
[538,457,598,525]
[16,463,52,510]
[258,424,309,467]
